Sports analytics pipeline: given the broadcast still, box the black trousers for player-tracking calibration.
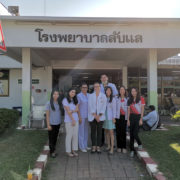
[90,119,103,147]
[48,124,60,154]
[143,121,151,131]
[101,128,105,146]
[116,115,127,149]
[129,114,142,151]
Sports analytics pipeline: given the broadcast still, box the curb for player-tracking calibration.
[32,144,50,180]
[127,134,166,180]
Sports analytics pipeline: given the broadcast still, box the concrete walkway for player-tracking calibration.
[42,132,151,180]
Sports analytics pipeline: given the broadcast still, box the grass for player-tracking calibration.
[0,128,47,180]
[140,126,180,180]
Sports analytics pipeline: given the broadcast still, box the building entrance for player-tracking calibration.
[53,69,122,93]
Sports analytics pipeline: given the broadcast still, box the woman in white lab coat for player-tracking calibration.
[88,82,107,153]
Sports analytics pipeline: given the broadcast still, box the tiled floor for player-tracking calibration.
[42,132,151,180]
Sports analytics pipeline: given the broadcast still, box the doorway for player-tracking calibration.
[53,69,122,93]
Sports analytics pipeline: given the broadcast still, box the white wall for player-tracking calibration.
[0,67,51,109]
[0,69,22,109]
[31,67,50,105]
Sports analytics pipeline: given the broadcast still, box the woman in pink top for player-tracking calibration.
[127,87,145,157]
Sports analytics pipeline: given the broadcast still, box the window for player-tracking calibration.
[0,70,9,97]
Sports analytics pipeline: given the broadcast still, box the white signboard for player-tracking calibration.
[2,21,180,48]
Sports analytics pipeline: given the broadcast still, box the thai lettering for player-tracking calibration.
[34,29,143,44]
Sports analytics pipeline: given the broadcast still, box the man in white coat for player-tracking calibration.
[88,82,107,153]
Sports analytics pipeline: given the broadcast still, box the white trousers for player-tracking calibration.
[65,121,79,153]
[78,118,89,150]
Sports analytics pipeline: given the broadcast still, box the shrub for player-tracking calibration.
[0,108,19,133]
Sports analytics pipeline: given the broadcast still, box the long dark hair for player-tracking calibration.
[105,86,113,103]
[127,87,140,106]
[118,85,127,98]
[50,89,61,111]
[66,88,78,105]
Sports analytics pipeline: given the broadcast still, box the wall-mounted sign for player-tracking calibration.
[35,28,143,44]
[18,79,40,84]
[0,70,9,96]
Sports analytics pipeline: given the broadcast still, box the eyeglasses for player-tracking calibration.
[94,86,100,88]
[82,87,88,89]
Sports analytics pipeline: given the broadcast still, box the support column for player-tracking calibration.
[22,48,32,126]
[122,66,128,88]
[147,49,158,108]
[47,66,52,100]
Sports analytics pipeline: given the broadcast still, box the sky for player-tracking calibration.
[1,0,180,17]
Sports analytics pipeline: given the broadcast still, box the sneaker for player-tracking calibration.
[86,147,91,151]
[122,149,127,154]
[130,151,134,158]
[138,145,143,150]
[81,149,87,153]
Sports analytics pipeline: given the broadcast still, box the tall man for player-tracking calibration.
[100,74,118,146]
[100,74,118,97]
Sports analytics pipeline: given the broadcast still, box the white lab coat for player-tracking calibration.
[106,97,116,121]
[88,92,107,122]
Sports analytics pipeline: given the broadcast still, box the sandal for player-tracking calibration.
[72,151,78,157]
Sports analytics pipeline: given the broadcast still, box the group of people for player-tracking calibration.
[45,74,157,158]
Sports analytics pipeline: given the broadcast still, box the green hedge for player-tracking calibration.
[0,108,20,133]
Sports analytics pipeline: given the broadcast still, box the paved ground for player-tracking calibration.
[42,129,152,180]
